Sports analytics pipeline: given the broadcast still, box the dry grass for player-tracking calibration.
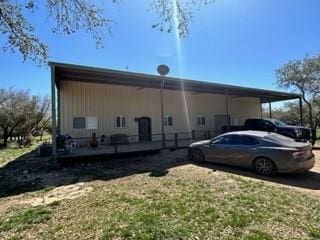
[0,135,51,167]
[0,150,319,239]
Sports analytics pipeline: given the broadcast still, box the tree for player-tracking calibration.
[0,88,50,147]
[276,54,320,141]
[0,0,214,65]
[263,102,309,126]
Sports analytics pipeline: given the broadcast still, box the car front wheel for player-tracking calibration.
[253,158,277,176]
[192,149,205,163]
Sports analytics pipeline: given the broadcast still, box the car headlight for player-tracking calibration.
[294,129,303,137]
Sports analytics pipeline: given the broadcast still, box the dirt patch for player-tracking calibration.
[0,183,93,214]
[21,183,93,206]
[313,150,320,170]
[197,149,320,197]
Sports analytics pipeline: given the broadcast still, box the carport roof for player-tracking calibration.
[49,62,300,103]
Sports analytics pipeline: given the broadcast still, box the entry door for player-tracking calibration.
[214,114,230,133]
[138,117,152,142]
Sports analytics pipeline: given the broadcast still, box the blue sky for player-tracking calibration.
[0,0,319,98]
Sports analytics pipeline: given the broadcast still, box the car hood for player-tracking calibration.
[278,125,310,130]
[190,140,210,147]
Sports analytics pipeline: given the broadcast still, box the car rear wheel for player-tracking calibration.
[192,149,205,163]
[253,158,277,176]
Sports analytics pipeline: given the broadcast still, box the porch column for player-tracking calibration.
[260,98,263,119]
[225,88,230,130]
[160,76,165,148]
[299,96,303,126]
[57,84,61,135]
[51,66,57,161]
[268,97,272,118]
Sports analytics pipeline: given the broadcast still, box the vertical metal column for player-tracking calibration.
[225,88,230,130]
[268,97,272,118]
[160,76,165,148]
[57,85,61,135]
[51,66,57,161]
[260,98,263,119]
[299,96,303,126]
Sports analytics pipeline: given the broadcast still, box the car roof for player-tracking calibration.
[220,130,272,138]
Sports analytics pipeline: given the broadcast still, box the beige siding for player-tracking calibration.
[229,96,261,125]
[60,80,261,138]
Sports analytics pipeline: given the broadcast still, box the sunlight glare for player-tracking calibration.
[172,0,191,133]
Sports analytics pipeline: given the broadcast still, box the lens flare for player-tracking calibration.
[172,0,191,133]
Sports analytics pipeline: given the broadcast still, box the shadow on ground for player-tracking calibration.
[0,149,188,198]
[196,160,320,191]
[0,149,319,198]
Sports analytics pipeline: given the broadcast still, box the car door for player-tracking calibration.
[204,135,237,164]
[229,135,260,168]
[257,120,275,132]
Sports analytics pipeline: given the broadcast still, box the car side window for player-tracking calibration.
[235,136,260,145]
[263,121,275,131]
[211,135,236,145]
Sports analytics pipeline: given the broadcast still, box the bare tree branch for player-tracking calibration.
[150,0,215,37]
[0,1,48,65]
[0,0,214,65]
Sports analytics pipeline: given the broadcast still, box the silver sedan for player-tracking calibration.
[189,131,315,176]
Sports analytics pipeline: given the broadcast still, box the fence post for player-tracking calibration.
[192,130,195,140]
[174,133,178,148]
[114,144,118,155]
[204,131,209,139]
[163,133,167,148]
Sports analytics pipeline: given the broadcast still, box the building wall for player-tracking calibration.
[59,80,261,139]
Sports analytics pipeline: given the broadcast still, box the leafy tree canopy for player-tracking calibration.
[276,53,320,132]
[0,0,214,65]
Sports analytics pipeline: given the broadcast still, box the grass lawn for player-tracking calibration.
[0,135,51,167]
[0,152,319,240]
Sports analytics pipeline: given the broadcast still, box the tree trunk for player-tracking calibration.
[312,128,317,145]
[2,128,9,148]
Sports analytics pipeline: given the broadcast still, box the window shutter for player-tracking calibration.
[116,116,121,128]
[122,116,126,128]
[86,117,97,129]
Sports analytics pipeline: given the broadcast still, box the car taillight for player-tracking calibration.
[292,151,305,159]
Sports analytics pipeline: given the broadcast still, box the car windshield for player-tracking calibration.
[267,119,287,127]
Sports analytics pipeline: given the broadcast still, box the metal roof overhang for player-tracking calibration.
[49,62,300,103]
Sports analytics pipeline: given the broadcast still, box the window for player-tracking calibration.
[268,119,287,127]
[164,116,173,126]
[197,116,206,126]
[116,116,126,128]
[235,135,260,145]
[211,135,236,145]
[73,117,97,129]
[73,117,86,129]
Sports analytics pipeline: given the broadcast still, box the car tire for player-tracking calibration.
[192,149,205,163]
[253,157,277,176]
